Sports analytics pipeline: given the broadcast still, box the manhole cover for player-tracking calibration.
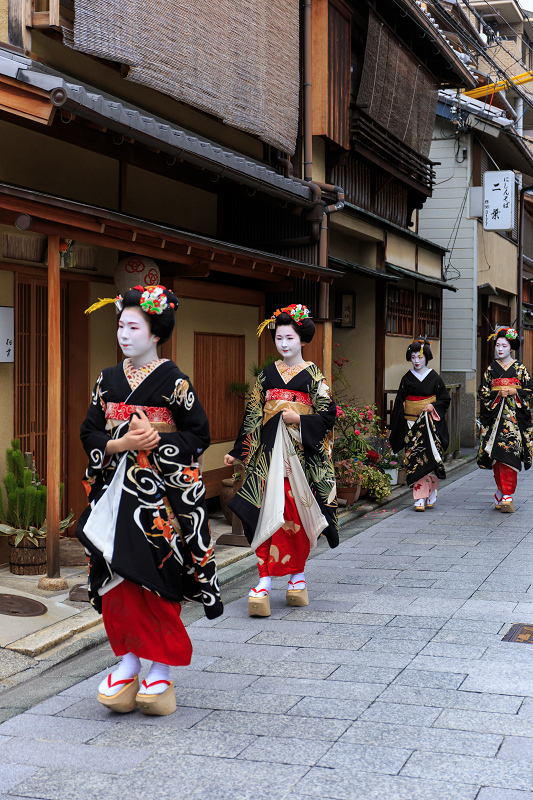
[0,594,47,617]
[502,623,533,643]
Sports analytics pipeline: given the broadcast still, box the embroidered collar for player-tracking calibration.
[275,360,311,385]
[123,358,168,391]
[496,359,516,372]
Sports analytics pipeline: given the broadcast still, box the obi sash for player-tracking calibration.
[404,394,436,422]
[263,388,313,426]
[105,402,177,433]
[491,378,520,388]
[265,389,312,406]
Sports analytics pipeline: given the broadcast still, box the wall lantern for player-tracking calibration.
[114,256,160,296]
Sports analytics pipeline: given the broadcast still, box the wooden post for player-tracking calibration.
[39,234,67,589]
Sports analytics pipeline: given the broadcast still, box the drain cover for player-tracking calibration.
[0,594,47,617]
[502,623,533,643]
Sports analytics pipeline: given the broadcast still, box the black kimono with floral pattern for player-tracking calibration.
[75,359,223,619]
[228,361,339,549]
[477,359,533,472]
[389,369,450,485]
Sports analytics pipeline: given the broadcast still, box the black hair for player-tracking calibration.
[406,337,433,363]
[269,311,315,344]
[121,286,179,344]
[495,327,521,351]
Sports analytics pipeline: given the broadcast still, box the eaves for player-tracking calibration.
[0,48,316,208]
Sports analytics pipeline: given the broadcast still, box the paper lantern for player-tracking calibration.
[114,256,160,295]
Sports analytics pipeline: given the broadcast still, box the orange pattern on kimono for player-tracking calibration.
[255,478,310,577]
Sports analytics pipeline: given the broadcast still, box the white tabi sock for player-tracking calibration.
[414,498,425,508]
[249,576,271,597]
[140,662,172,695]
[98,652,141,697]
[288,572,306,590]
[428,489,437,505]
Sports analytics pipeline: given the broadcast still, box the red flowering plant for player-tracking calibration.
[332,402,384,463]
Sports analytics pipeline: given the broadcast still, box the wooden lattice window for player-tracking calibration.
[193,333,245,444]
[386,286,414,336]
[418,294,441,339]
[14,275,68,515]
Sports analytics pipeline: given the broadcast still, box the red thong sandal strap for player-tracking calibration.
[140,679,171,691]
[250,588,269,597]
[107,675,136,689]
[288,580,306,589]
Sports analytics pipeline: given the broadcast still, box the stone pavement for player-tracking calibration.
[3,463,533,798]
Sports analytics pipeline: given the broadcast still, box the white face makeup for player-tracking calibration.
[411,351,427,372]
[275,325,303,365]
[495,338,512,360]
[118,307,159,366]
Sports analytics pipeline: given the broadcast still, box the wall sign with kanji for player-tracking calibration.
[0,307,14,363]
[483,170,515,232]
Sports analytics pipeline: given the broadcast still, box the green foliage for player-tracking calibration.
[230,355,277,400]
[0,440,73,545]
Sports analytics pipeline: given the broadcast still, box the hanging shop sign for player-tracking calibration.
[0,307,14,363]
[483,171,515,232]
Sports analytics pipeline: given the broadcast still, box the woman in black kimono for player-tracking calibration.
[477,326,533,512]
[77,285,222,716]
[224,305,338,617]
[390,337,450,511]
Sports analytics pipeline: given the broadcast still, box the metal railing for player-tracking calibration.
[383,383,461,460]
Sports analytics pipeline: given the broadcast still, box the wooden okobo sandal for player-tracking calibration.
[97,675,139,713]
[136,679,177,716]
[248,588,271,617]
[286,580,309,607]
[500,495,515,513]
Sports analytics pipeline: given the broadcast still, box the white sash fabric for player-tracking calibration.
[250,417,328,553]
[83,453,127,564]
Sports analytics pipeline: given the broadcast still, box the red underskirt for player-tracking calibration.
[493,461,518,495]
[256,478,310,577]
[102,579,193,666]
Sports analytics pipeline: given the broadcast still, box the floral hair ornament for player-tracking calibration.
[84,295,123,315]
[134,285,175,315]
[487,327,518,342]
[256,304,311,337]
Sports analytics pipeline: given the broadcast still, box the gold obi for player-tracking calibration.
[404,394,436,422]
[263,388,314,425]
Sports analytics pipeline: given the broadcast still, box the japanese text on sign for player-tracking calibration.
[483,170,515,232]
[0,307,14,363]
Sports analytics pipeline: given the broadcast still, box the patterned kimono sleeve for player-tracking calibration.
[478,367,498,412]
[80,373,112,488]
[300,375,337,456]
[516,364,533,406]
[228,373,266,465]
[159,374,210,464]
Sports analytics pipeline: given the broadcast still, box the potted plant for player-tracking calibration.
[0,440,73,575]
[219,462,245,524]
[334,459,363,505]
[358,463,393,502]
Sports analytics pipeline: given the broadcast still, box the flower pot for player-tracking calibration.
[359,487,368,498]
[337,485,362,506]
[397,467,407,486]
[219,466,244,525]
[384,468,398,485]
[8,534,46,575]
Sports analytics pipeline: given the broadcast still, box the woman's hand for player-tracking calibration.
[500,386,517,397]
[423,403,435,414]
[224,454,235,467]
[105,411,161,455]
[282,408,300,426]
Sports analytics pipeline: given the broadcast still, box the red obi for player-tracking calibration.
[491,378,520,388]
[265,388,312,406]
[105,402,174,425]
[405,395,434,402]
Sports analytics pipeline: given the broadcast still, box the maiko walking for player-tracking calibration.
[477,326,533,513]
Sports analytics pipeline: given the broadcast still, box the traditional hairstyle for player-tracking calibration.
[121,285,179,344]
[269,309,315,344]
[492,326,521,351]
[406,337,433,363]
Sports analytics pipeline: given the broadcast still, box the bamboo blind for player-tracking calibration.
[357,9,438,158]
[65,0,300,154]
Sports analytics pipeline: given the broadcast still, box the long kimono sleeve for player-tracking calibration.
[228,374,266,465]
[158,375,210,464]
[516,364,533,407]
[478,366,499,415]
[300,376,336,455]
[389,379,407,454]
[433,375,451,421]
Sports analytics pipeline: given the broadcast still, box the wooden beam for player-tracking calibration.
[8,0,32,50]
[0,75,55,125]
[46,233,61,578]
[311,0,329,137]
